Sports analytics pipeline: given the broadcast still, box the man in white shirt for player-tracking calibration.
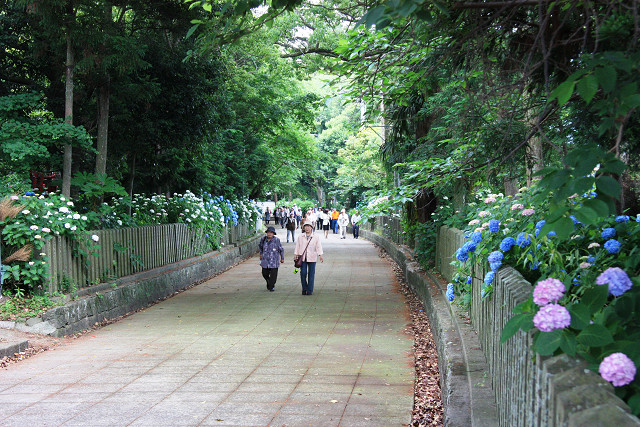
[337,209,350,239]
[351,211,362,239]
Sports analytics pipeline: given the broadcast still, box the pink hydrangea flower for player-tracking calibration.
[484,197,497,203]
[468,219,480,226]
[599,353,636,387]
[521,208,535,216]
[533,304,571,332]
[579,262,591,269]
[511,204,524,210]
[533,278,566,306]
[478,210,492,217]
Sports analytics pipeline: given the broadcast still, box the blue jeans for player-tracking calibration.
[300,261,316,294]
[286,229,295,242]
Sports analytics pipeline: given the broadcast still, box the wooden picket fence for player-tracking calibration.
[43,222,258,294]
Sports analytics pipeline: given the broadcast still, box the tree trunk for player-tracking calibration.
[95,80,110,178]
[62,31,74,197]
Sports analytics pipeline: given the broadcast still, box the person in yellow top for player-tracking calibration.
[330,208,339,234]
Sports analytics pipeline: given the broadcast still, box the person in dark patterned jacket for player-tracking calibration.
[259,226,284,292]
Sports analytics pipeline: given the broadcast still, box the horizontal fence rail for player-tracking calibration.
[43,221,259,294]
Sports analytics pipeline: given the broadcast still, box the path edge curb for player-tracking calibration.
[4,234,262,337]
[360,229,499,427]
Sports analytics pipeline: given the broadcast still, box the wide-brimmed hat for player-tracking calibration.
[265,226,277,235]
[302,221,314,229]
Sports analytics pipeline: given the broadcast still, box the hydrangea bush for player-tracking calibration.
[1,191,262,296]
[441,185,640,414]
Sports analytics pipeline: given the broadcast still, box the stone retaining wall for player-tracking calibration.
[434,226,640,427]
[9,235,261,337]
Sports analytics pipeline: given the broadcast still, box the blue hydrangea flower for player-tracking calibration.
[570,215,582,225]
[471,231,483,244]
[490,261,502,272]
[596,267,633,296]
[587,255,596,264]
[604,239,621,254]
[516,232,531,248]
[536,220,546,229]
[547,231,556,239]
[446,283,455,301]
[535,229,540,237]
[461,241,477,253]
[636,214,640,223]
[455,248,469,262]
[601,228,617,239]
[24,191,36,197]
[480,285,489,298]
[464,231,472,239]
[488,219,500,233]
[530,261,540,270]
[615,215,630,223]
[484,271,495,285]
[500,237,516,252]
[487,251,504,263]
[466,276,472,285]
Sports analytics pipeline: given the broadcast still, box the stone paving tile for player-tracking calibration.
[0,234,414,426]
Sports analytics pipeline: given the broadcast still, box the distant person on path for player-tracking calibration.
[259,226,284,292]
[285,212,297,243]
[315,207,322,230]
[331,208,339,233]
[338,209,349,239]
[321,209,330,239]
[264,207,271,224]
[294,221,323,295]
[351,211,361,239]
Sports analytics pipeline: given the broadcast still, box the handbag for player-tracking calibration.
[295,236,313,268]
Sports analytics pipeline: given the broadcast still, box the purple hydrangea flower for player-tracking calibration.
[488,219,500,233]
[516,232,531,248]
[615,215,630,223]
[533,278,566,306]
[490,261,502,272]
[533,304,571,332]
[604,239,621,254]
[471,231,483,244]
[599,353,636,387]
[484,271,495,285]
[500,237,516,251]
[596,267,633,296]
[455,248,469,262]
[487,251,504,263]
[446,283,455,301]
[601,228,616,239]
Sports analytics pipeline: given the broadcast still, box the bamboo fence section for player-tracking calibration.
[43,222,257,294]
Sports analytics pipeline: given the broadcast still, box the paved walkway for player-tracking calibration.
[0,231,415,426]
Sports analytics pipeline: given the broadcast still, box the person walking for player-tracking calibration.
[294,221,323,295]
[351,210,361,239]
[285,212,297,243]
[321,209,330,239]
[259,226,284,292]
[264,207,271,225]
[338,209,349,239]
[331,208,339,233]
